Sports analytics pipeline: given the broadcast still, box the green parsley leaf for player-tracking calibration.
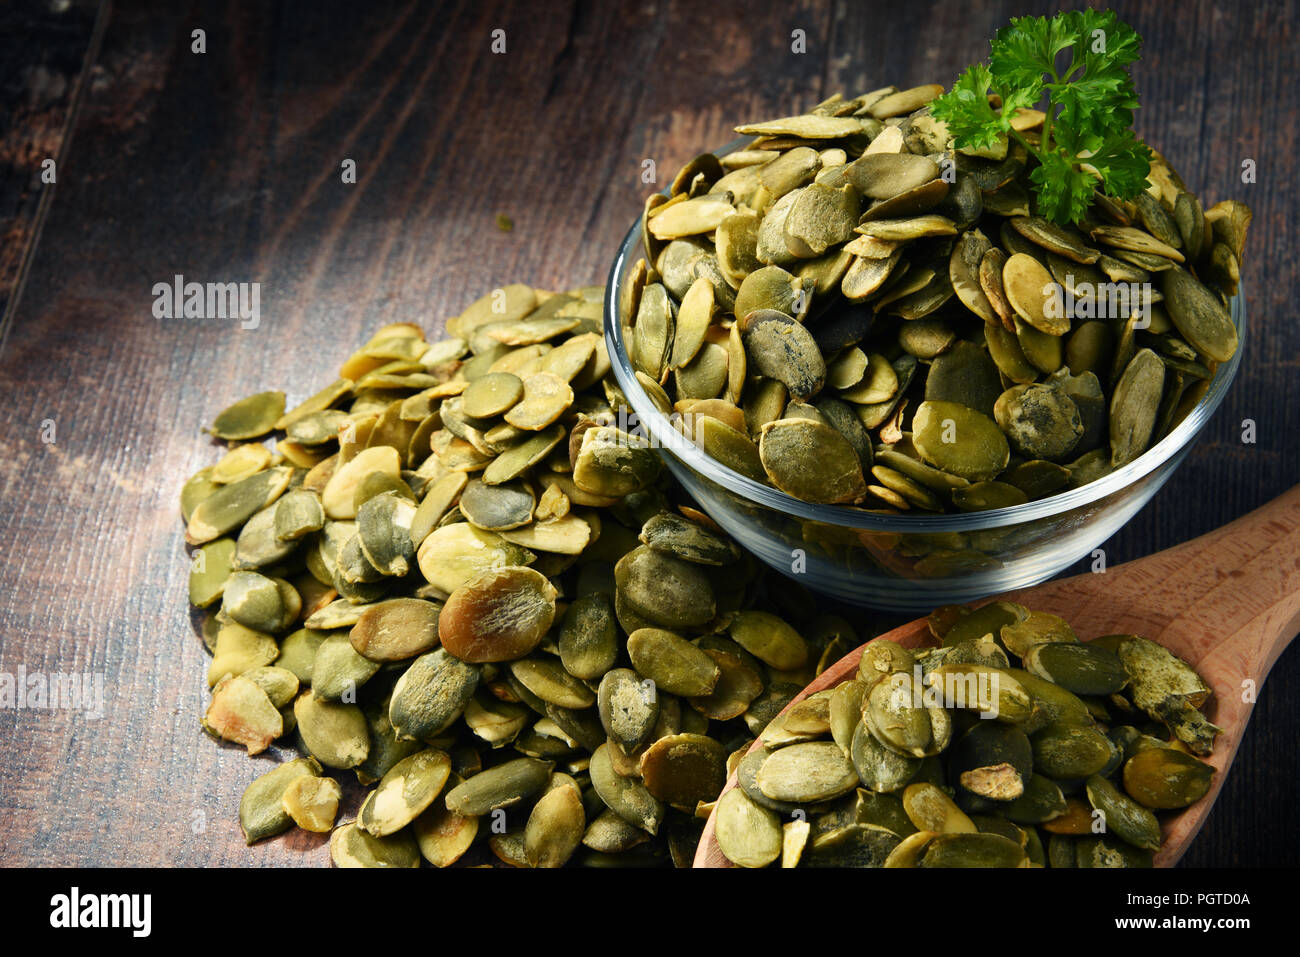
[931,9,1152,224]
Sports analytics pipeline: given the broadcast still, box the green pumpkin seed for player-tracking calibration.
[688,648,763,721]
[626,628,721,698]
[189,537,237,608]
[912,401,1010,482]
[280,774,341,832]
[864,673,952,758]
[615,546,715,629]
[524,778,586,867]
[1024,641,1127,695]
[920,831,1026,867]
[186,467,293,545]
[738,309,825,400]
[759,418,866,504]
[1092,633,1220,754]
[295,689,369,769]
[389,648,480,741]
[1085,773,1161,851]
[757,741,859,803]
[1122,747,1214,809]
[442,756,553,816]
[589,744,663,835]
[239,757,321,844]
[1075,834,1153,868]
[640,733,727,807]
[413,772,479,867]
[1031,722,1113,779]
[312,631,381,700]
[358,749,452,836]
[1109,348,1166,466]
[557,592,619,680]
[222,571,298,634]
[330,821,420,868]
[598,668,659,755]
[210,391,286,440]
[715,787,783,868]
[572,425,661,498]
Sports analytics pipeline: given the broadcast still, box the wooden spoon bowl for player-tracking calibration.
[695,485,1300,868]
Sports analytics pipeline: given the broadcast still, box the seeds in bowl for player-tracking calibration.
[622,10,1249,515]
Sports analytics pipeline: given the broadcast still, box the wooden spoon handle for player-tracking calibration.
[1006,483,1300,681]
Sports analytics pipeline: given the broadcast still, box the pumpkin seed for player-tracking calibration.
[1032,722,1113,779]
[389,648,480,741]
[295,689,369,769]
[715,787,783,868]
[239,758,321,844]
[358,749,451,836]
[186,467,293,545]
[1122,747,1214,809]
[919,831,1026,867]
[626,628,721,697]
[1023,641,1127,695]
[994,383,1083,461]
[210,391,286,441]
[203,674,283,754]
[280,774,341,833]
[739,309,825,400]
[688,648,763,720]
[524,777,585,867]
[912,401,1010,482]
[349,597,440,662]
[312,630,381,700]
[615,547,715,629]
[412,772,479,866]
[589,743,664,835]
[330,821,420,868]
[1110,348,1166,466]
[757,741,859,803]
[437,567,556,663]
[759,418,866,504]
[1085,773,1161,851]
[640,733,728,807]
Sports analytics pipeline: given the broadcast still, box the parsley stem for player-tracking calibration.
[1007,127,1046,167]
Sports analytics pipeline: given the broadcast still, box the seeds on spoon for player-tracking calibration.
[714,602,1219,868]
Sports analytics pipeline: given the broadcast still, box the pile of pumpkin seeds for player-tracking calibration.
[623,84,1250,512]
[182,283,875,867]
[714,601,1220,868]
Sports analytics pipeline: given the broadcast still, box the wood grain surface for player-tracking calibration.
[0,0,1295,867]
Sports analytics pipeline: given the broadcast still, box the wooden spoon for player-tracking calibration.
[695,484,1300,868]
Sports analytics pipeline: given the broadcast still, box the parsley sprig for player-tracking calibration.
[930,10,1152,224]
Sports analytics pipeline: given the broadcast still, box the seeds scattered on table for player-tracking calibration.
[184,283,876,867]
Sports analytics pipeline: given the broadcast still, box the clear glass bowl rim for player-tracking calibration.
[602,166,1246,535]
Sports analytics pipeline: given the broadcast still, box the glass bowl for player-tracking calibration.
[602,208,1246,613]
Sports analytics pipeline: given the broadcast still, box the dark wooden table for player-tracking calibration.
[0,0,1295,867]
